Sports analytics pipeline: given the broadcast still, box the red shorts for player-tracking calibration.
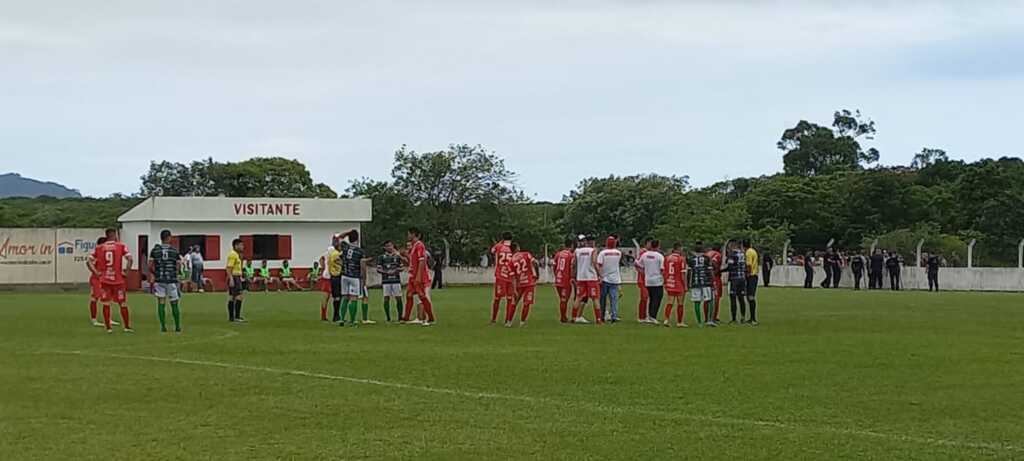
[667,287,685,297]
[494,280,515,299]
[100,283,127,304]
[408,280,428,297]
[90,278,103,300]
[638,283,649,300]
[576,280,599,300]
[318,278,331,293]
[712,279,723,296]
[554,285,572,300]
[518,285,536,305]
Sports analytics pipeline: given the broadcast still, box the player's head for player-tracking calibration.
[650,239,660,250]
[104,228,118,241]
[407,227,422,242]
[510,242,520,253]
[694,241,705,253]
[159,229,172,243]
[383,240,395,252]
[644,239,652,249]
[261,260,268,266]
[283,259,290,267]
[605,236,618,249]
[672,242,682,253]
[347,229,360,244]
[563,237,574,249]
[232,238,243,251]
[96,237,107,245]
[501,231,513,241]
[742,239,752,249]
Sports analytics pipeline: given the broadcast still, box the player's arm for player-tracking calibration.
[123,252,134,275]
[532,258,540,280]
[147,252,156,284]
[86,253,98,275]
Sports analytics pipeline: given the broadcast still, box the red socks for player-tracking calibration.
[664,304,673,322]
[491,300,501,323]
[521,304,531,322]
[102,305,111,329]
[677,304,685,324]
[89,300,97,320]
[505,301,516,323]
[421,296,435,322]
[402,293,414,321]
[713,298,721,321]
[119,306,131,329]
[592,307,602,324]
[320,305,328,321]
[558,300,568,322]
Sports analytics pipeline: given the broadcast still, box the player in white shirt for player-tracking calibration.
[640,240,666,324]
[596,236,623,323]
[571,235,600,324]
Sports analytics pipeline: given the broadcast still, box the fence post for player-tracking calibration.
[967,239,977,268]
[869,238,879,255]
[442,238,450,267]
[1018,239,1023,269]
[781,239,790,265]
[826,238,835,249]
[916,239,925,268]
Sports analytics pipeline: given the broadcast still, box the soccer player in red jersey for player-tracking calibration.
[663,242,689,327]
[508,243,539,327]
[571,235,601,324]
[706,243,724,323]
[551,238,575,323]
[402,227,435,326]
[92,228,134,333]
[85,237,107,327]
[635,239,651,322]
[489,232,515,324]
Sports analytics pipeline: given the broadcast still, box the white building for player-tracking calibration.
[118,197,372,290]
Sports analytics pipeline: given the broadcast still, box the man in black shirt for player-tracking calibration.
[431,248,445,290]
[148,229,182,333]
[869,249,885,290]
[761,253,774,287]
[926,252,941,292]
[886,252,901,290]
[850,252,866,290]
[831,252,843,288]
[820,249,834,288]
[803,252,815,288]
[721,242,748,323]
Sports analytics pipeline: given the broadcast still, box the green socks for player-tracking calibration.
[384,298,392,321]
[170,301,181,331]
[157,303,167,331]
[396,299,403,321]
[347,299,358,324]
[361,302,369,321]
[693,302,703,325]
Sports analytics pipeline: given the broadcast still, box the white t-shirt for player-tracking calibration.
[597,248,623,284]
[320,247,333,279]
[641,251,665,287]
[575,247,598,282]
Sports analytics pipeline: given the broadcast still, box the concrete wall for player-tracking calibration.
[0,228,105,284]
[767,265,1024,291]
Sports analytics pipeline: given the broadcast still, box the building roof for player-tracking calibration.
[118,197,372,223]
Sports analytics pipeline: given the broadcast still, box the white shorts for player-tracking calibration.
[382,282,402,297]
[690,287,714,302]
[341,276,362,297]
[153,282,181,302]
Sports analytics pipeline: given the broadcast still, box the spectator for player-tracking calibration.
[762,252,774,287]
[189,246,206,293]
[803,251,815,288]
[850,251,866,290]
[431,248,445,290]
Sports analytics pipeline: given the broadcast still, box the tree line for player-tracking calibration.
[3,109,1021,266]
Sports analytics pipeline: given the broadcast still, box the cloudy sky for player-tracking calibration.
[3,1,1023,200]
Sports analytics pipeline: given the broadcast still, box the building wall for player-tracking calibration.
[768,265,1024,291]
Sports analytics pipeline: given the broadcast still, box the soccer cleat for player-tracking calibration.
[662,320,671,327]
[361,320,377,325]
[750,321,759,326]
[110,320,120,326]
[105,328,113,334]
[519,322,527,328]
[337,321,345,327]
[407,318,423,325]
[421,321,433,327]
[123,328,134,333]
[504,321,513,328]
[91,320,103,327]
[160,328,168,333]
[707,321,718,328]
[728,320,737,325]
[235,317,248,323]
[573,317,590,324]
[677,322,689,328]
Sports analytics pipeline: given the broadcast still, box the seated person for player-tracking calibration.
[252,260,272,292]
[279,260,301,291]
[242,260,255,291]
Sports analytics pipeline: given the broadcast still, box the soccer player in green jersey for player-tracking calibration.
[148,229,182,333]
[377,240,405,322]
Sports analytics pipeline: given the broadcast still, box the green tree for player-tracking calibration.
[779,110,880,176]
[563,174,689,241]
[140,157,336,198]
[910,148,949,170]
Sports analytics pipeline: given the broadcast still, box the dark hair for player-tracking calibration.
[694,243,705,253]
[564,237,574,247]
[348,229,360,243]
[96,237,107,245]
[408,227,422,238]
[650,239,661,249]
[104,228,117,238]
[501,231,513,241]
[673,241,682,250]
[232,238,243,247]
[742,239,752,248]
[382,240,393,247]
[160,229,172,241]
[510,242,520,252]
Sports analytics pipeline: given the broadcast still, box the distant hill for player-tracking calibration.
[0,173,81,198]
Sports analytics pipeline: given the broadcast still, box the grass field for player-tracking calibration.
[1,286,1022,460]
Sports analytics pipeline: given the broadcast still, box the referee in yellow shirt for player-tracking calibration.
[743,239,759,326]
[226,238,247,323]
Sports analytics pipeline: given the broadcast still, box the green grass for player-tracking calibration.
[1,286,1022,460]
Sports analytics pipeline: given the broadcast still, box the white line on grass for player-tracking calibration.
[45,349,1021,455]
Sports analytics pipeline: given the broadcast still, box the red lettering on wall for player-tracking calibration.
[232,202,303,216]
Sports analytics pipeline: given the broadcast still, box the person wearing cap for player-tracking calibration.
[596,235,624,323]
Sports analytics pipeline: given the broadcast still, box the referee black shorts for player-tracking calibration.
[229,276,244,296]
[330,276,343,299]
[746,276,759,298]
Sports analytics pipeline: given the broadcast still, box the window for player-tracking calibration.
[247,234,292,261]
[175,235,221,261]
